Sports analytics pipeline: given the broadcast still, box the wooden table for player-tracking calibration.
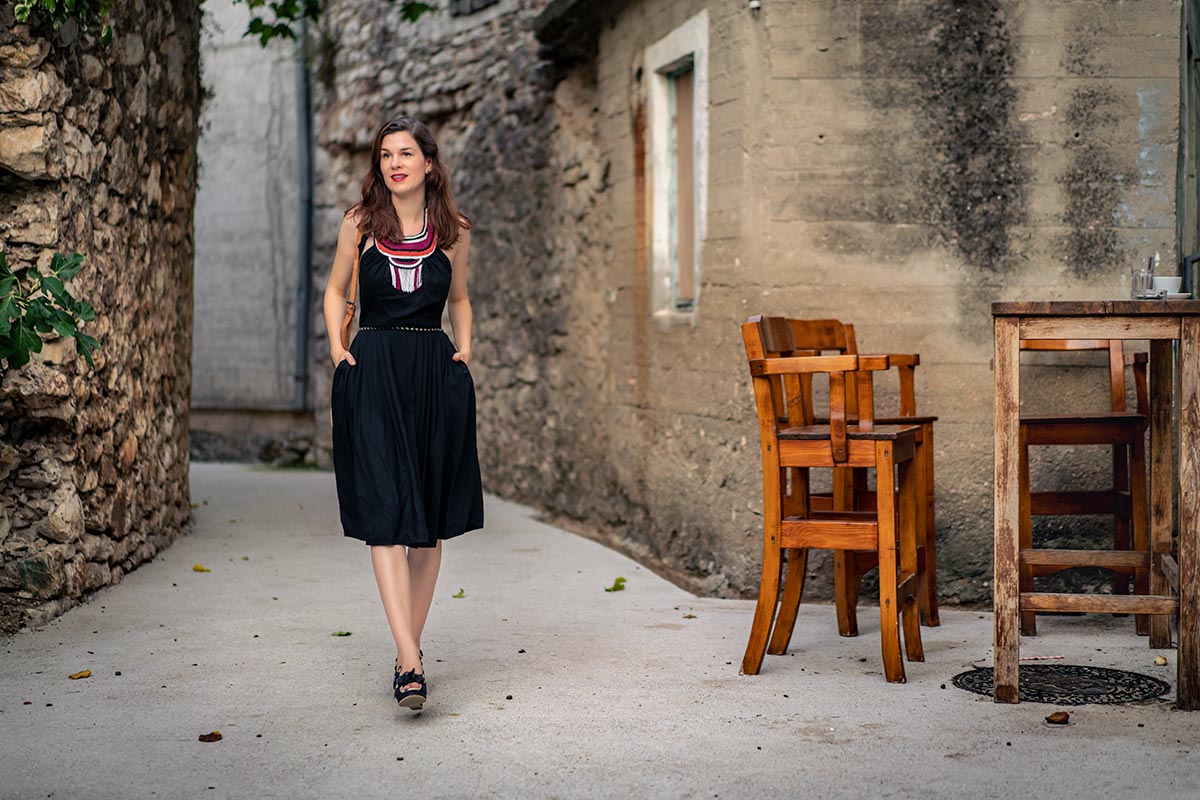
[992,300,1200,709]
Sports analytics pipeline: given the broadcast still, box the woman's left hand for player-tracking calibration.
[451,350,471,366]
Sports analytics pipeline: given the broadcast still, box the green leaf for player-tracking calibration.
[17,319,42,354]
[40,274,67,302]
[100,24,112,47]
[54,253,85,281]
[49,309,77,339]
[603,576,627,593]
[74,332,99,368]
[0,252,13,279]
[399,2,434,23]
[331,630,352,637]
[0,276,16,297]
[0,296,16,337]
[451,588,465,598]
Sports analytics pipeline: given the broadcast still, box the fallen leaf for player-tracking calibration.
[604,577,627,593]
[1045,711,1070,725]
[189,503,199,509]
[68,669,91,680]
[198,731,222,742]
[1154,655,1168,666]
[241,556,249,561]
[452,588,465,598]
[682,613,697,619]
[331,631,352,637]
[227,518,237,524]
[192,564,211,573]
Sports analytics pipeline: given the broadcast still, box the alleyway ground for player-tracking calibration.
[1,464,1196,799]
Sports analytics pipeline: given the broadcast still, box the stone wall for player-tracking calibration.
[0,2,201,632]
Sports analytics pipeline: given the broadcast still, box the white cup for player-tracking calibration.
[1152,276,1182,293]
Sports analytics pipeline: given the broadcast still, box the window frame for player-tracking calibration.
[645,11,708,325]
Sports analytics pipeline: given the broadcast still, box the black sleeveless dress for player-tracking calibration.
[331,234,484,547]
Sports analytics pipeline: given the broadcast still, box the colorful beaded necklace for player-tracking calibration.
[375,209,437,293]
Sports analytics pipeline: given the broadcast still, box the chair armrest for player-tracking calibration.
[885,353,921,368]
[749,354,876,376]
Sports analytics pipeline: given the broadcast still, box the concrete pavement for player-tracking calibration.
[1,463,1197,799]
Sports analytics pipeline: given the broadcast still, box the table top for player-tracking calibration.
[992,299,1200,317]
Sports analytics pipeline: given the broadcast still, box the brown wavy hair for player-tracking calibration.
[348,116,471,247]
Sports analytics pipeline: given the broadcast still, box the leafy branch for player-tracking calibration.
[12,0,114,46]
[0,251,101,371]
[233,0,434,46]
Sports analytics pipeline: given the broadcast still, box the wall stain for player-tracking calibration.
[861,0,1029,274]
[1061,84,1125,278]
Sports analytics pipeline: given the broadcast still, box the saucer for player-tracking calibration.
[1166,292,1191,300]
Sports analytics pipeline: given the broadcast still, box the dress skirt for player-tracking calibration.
[331,328,484,547]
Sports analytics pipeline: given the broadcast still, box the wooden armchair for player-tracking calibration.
[755,317,940,636]
[741,316,924,683]
[1018,339,1153,636]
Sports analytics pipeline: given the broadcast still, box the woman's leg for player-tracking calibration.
[369,545,422,689]
[407,541,443,649]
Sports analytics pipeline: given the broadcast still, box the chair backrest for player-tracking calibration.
[1020,339,1127,413]
[743,315,876,463]
[758,317,864,419]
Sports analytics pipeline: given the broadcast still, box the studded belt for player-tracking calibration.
[359,325,442,331]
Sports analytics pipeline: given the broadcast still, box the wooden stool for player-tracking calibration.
[756,316,940,634]
[740,316,924,683]
[1018,339,1152,635]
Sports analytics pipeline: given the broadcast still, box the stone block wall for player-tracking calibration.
[0,2,201,633]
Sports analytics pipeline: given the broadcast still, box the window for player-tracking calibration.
[645,11,708,323]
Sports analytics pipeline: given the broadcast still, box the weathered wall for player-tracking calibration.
[310,0,1181,606]
[0,2,201,632]
[543,0,1181,603]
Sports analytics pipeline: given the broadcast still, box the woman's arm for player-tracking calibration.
[322,213,361,366]
[446,225,473,364]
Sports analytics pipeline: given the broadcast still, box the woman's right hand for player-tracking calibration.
[333,349,357,368]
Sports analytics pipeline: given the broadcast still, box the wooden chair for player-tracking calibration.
[757,317,940,636]
[1018,339,1152,635]
[741,315,924,683]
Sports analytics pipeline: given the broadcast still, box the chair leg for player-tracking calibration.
[768,548,808,654]
[742,468,785,675]
[875,441,906,684]
[833,466,859,636]
[1113,444,1132,598]
[1130,433,1151,636]
[834,551,860,637]
[917,424,940,627]
[899,449,924,663]
[1019,426,1037,636]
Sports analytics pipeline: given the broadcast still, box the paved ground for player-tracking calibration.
[1,463,1197,799]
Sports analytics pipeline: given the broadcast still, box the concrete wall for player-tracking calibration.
[539,0,1182,603]
[0,1,201,632]
[193,2,301,412]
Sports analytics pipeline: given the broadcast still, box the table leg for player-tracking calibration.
[1150,339,1175,650]
[994,317,1021,703]
[1178,319,1200,710]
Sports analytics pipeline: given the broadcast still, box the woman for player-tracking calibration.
[324,117,484,712]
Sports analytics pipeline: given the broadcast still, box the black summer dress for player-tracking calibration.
[331,223,484,547]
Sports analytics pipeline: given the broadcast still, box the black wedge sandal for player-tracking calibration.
[394,669,427,710]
